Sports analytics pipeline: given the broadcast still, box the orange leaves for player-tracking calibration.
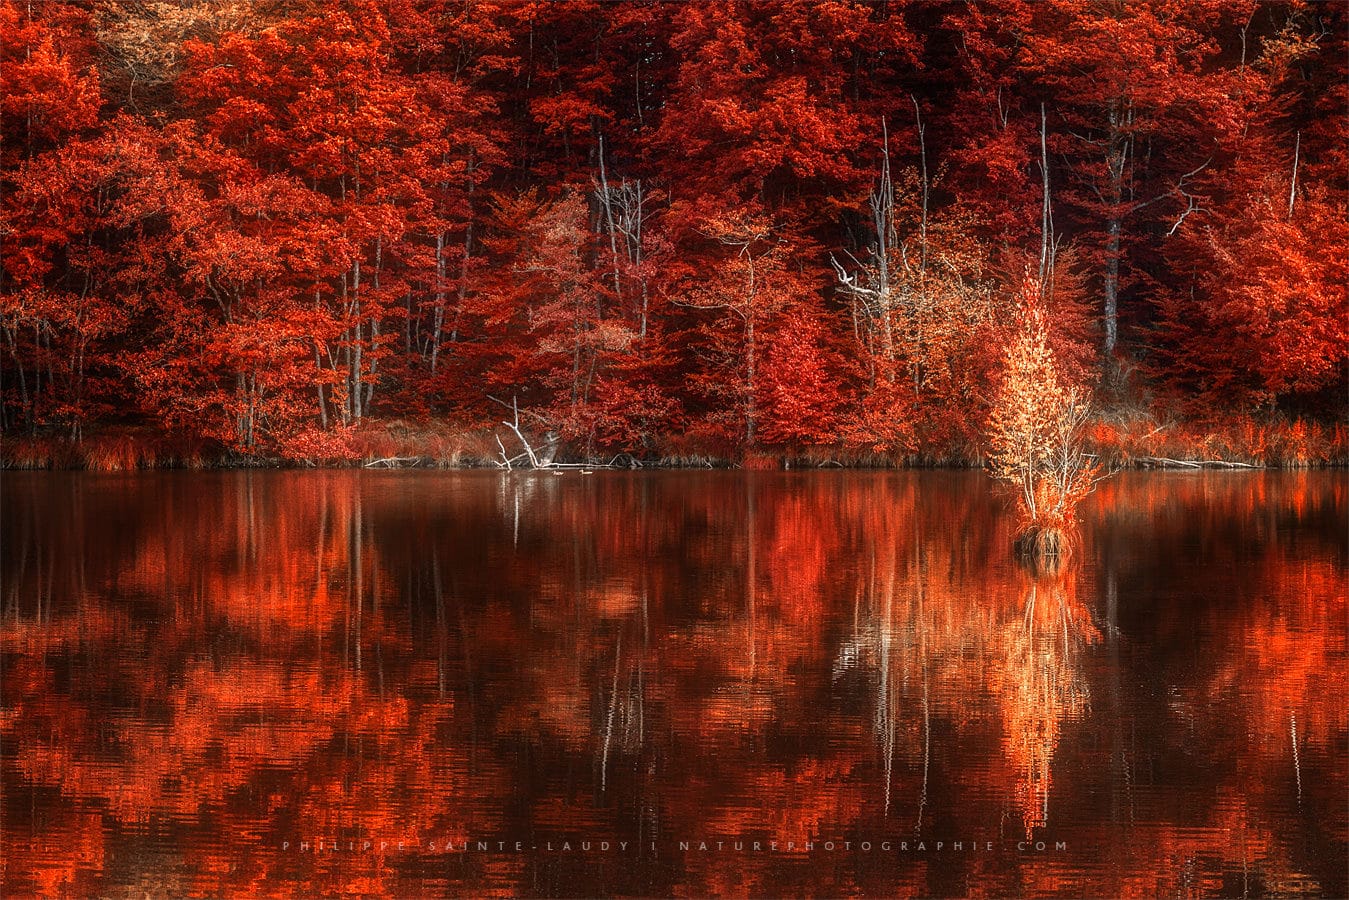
[987,271,1101,535]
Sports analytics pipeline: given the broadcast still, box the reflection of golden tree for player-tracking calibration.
[994,572,1099,838]
[834,486,1101,842]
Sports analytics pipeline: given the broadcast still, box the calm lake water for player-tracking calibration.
[2,470,1345,898]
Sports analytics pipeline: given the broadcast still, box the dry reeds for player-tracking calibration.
[741,452,780,470]
[0,429,224,471]
[1084,412,1346,469]
[3,409,1342,471]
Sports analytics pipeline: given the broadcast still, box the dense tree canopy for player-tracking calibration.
[1,0,1344,462]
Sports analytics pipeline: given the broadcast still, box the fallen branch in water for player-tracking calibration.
[491,395,545,468]
[364,456,424,468]
[1137,456,1263,469]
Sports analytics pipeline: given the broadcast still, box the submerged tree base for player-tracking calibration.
[1014,525,1073,565]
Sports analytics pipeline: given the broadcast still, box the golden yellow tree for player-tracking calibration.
[987,272,1099,559]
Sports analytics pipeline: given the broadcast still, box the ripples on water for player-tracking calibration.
[2,470,1345,898]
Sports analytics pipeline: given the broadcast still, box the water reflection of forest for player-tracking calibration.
[3,472,1345,897]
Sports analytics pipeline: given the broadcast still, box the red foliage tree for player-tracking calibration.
[0,0,1343,464]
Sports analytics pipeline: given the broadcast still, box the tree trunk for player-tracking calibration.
[597,134,623,298]
[431,231,445,374]
[1104,216,1120,358]
[1103,100,1129,361]
[351,258,363,422]
[1039,102,1055,286]
[745,314,756,446]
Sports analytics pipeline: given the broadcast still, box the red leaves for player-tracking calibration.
[1162,183,1349,404]
[0,0,1343,459]
[0,1,101,161]
[757,302,846,446]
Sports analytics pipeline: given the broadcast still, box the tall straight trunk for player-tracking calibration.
[452,153,476,346]
[365,239,381,412]
[351,258,363,421]
[597,134,623,299]
[236,372,249,447]
[633,185,649,338]
[314,287,328,428]
[6,327,30,432]
[31,323,43,420]
[571,292,583,407]
[247,373,258,449]
[41,323,54,399]
[366,319,379,411]
[431,231,446,374]
[1288,131,1300,219]
[1039,102,1055,286]
[1103,100,1129,360]
[405,291,414,355]
[638,278,649,340]
[912,97,928,280]
[0,355,8,432]
[874,117,896,367]
[1104,215,1120,357]
[744,251,757,446]
[314,340,328,429]
[911,100,930,392]
[338,269,350,425]
[745,316,756,445]
[72,327,86,441]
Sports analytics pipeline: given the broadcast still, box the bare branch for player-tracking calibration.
[1166,193,1201,236]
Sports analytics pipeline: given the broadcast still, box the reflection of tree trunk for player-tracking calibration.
[457,566,478,769]
[1290,713,1302,800]
[916,543,930,835]
[511,479,520,548]
[434,548,447,698]
[636,477,656,853]
[745,314,756,446]
[1106,565,1130,834]
[638,591,647,744]
[44,525,54,624]
[879,547,894,815]
[746,477,756,673]
[601,634,621,793]
[353,489,363,672]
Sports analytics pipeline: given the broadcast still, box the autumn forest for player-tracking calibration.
[2,0,1346,468]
